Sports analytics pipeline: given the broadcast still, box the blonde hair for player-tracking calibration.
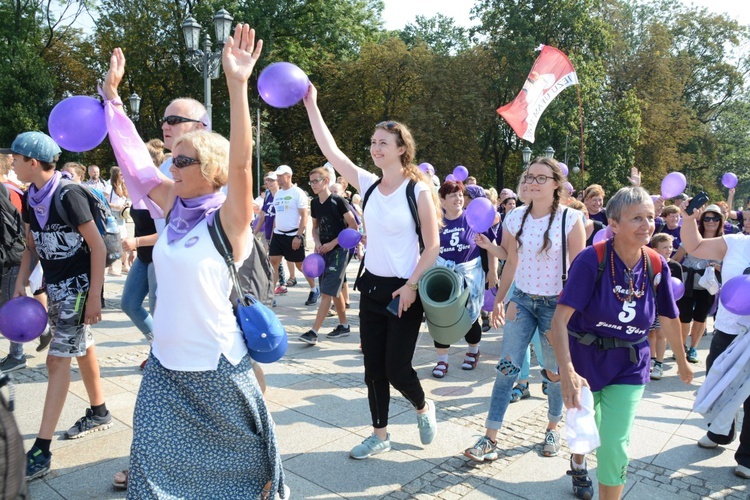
[584,184,605,200]
[310,167,329,181]
[173,130,229,190]
[62,162,86,182]
[486,187,498,206]
[650,233,674,247]
[146,138,165,166]
[567,199,586,214]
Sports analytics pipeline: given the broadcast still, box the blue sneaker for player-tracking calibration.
[417,399,437,445]
[305,289,321,306]
[687,346,699,363]
[26,446,51,480]
[350,433,391,459]
[567,457,594,499]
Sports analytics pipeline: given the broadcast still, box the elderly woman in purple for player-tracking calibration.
[431,181,498,378]
[550,187,693,500]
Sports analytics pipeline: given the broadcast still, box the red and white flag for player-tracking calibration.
[497,45,578,143]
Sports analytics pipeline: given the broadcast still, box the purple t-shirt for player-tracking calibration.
[559,243,678,392]
[589,210,608,226]
[439,212,482,262]
[261,191,275,240]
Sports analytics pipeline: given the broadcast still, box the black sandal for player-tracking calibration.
[510,382,530,403]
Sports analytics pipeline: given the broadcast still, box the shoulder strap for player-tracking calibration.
[406,180,424,253]
[561,208,569,285]
[361,178,381,211]
[644,246,663,294]
[207,210,248,307]
[52,181,76,231]
[594,239,608,285]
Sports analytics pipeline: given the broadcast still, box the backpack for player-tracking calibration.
[593,239,663,294]
[0,374,29,499]
[208,210,274,308]
[53,179,123,266]
[0,183,24,270]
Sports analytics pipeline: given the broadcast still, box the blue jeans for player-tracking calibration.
[486,289,563,429]
[121,257,156,340]
[519,328,544,380]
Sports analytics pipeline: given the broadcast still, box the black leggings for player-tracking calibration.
[433,318,482,349]
[358,271,426,429]
[706,330,750,467]
[677,288,714,323]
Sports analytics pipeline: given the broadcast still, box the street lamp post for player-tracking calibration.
[129,93,141,122]
[544,146,555,159]
[522,146,532,167]
[181,9,234,124]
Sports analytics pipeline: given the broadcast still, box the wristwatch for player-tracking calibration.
[296,235,304,241]
[407,282,419,291]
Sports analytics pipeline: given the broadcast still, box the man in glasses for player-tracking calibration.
[269,164,320,306]
[299,167,358,345]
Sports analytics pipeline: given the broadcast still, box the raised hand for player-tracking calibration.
[103,48,126,101]
[223,24,263,84]
[302,82,318,107]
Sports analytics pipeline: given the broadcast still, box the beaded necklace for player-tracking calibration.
[611,245,647,302]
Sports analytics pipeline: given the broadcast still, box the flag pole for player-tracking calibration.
[577,86,585,181]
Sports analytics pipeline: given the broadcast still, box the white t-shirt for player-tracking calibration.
[272,186,308,234]
[154,157,174,234]
[358,170,429,279]
[151,218,252,371]
[504,205,581,296]
[714,234,750,336]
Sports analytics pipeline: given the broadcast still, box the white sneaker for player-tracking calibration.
[417,399,437,445]
[735,465,750,479]
[697,434,720,449]
[650,364,663,380]
[650,358,655,373]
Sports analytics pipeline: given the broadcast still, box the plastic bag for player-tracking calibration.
[699,266,720,295]
[566,386,601,454]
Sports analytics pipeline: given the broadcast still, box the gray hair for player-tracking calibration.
[605,187,653,223]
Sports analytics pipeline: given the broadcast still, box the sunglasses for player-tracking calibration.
[172,155,201,169]
[376,121,398,129]
[702,215,721,222]
[523,174,549,185]
[161,115,204,126]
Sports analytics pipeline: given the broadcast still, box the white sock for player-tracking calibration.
[467,345,479,354]
[437,354,449,364]
[572,456,586,470]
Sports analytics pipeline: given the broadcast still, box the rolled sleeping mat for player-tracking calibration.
[419,266,473,345]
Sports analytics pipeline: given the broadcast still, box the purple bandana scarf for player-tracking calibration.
[167,192,225,243]
[27,171,61,229]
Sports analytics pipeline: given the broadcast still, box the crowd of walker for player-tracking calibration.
[0,24,749,500]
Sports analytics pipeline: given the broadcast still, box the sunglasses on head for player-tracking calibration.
[702,215,721,222]
[172,155,201,169]
[161,115,204,126]
[376,121,398,130]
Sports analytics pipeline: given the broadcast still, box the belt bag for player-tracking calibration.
[568,330,646,364]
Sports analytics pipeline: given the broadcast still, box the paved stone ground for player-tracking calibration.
[3,247,748,499]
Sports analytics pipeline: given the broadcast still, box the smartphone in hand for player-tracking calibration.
[686,191,709,215]
[386,296,400,317]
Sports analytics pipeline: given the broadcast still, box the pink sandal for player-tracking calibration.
[432,361,449,378]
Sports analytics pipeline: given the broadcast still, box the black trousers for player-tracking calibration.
[434,319,482,349]
[358,271,426,429]
[706,329,750,468]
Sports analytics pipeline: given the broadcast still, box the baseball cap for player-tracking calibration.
[264,172,277,180]
[466,185,486,200]
[274,165,293,176]
[0,131,61,163]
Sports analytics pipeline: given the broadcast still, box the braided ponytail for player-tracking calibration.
[515,201,533,251]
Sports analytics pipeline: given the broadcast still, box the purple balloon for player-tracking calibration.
[465,198,496,233]
[445,174,456,182]
[249,332,288,363]
[48,96,107,152]
[482,287,498,312]
[670,277,685,301]
[419,162,435,175]
[592,228,608,244]
[257,62,310,108]
[453,165,469,182]
[302,253,325,278]
[722,172,738,189]
[563,181,574,194]
[719,275,750,315]
[558,162,569,177]
[338,228,361,249]
[0,297,47,343]
[661,172,687,199]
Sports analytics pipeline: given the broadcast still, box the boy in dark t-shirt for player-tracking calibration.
[300,167,358,345]
[2,132,112,481]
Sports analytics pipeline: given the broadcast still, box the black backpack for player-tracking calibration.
[208,210,274,308]
[53,179,123,266]
[0,183,24,270]
[0,374,29,499]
